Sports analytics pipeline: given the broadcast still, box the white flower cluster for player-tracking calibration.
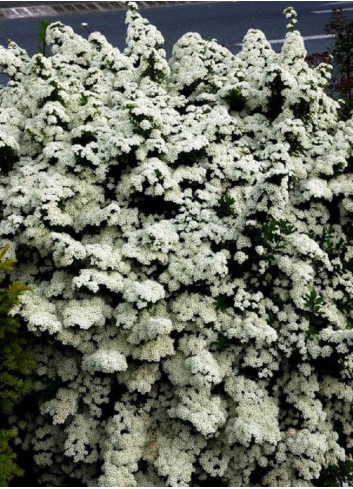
[284,6,298,31]
[1,3,353,486]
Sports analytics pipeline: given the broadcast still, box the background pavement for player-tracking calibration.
[0,1,351,61]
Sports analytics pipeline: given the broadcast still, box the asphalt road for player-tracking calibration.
[0,1,352,60]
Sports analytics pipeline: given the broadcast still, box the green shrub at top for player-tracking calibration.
[0,243,33,486]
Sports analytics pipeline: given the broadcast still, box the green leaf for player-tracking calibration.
[0,245,35,485]
[213,295,232,312]
[38,19,49,56]
[216,194,235,218]
[212,334,230,352]
[224,87,246,112]
[304,290,324,338]
[304,290,323,315]
[79,93,89,106]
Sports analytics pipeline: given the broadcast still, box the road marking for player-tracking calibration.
[269,34,334,44]
[324,1,353,4]
[0,1,205,19]
[312,7,353,13]
[235,34,334,47]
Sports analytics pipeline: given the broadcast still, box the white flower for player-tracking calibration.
[82,350,128,374]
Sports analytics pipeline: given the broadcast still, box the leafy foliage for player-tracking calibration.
[224,87,246,112]
[304,290,324,316]
[315,459,353,487]
[0,428,23,486]
[0,244,34,486]
[304,290,324,339]
[307,8,353,118]
[211,334,230,352]
[79,93,89,106]
[213,294,232,312]
[324,8,353,118]
[254,218,294,260]
[38,19,49,56]
[216,194,236,218]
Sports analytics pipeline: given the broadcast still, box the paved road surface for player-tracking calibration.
[0,1,352,60]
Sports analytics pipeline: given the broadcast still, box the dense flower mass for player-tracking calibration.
[0,3,353,486]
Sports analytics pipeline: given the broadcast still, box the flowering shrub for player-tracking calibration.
[0,3,353,486]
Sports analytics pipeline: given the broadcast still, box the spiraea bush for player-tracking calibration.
[0,3,353,486]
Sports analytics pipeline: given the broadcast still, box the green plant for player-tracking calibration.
[38,19,49,56]
[315,459,353,486]
[303,290,324,339]
[79,93,89,106]
[213,294,232,312]
[325,9,353,117]
[254,218,295,261]
[223,87,246,111]
[324,9,353,118]
[304,290,324,316]
[306,9,353,118]
[216,194,235,218]
[211,334,230,352]
[0,244,34,486]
